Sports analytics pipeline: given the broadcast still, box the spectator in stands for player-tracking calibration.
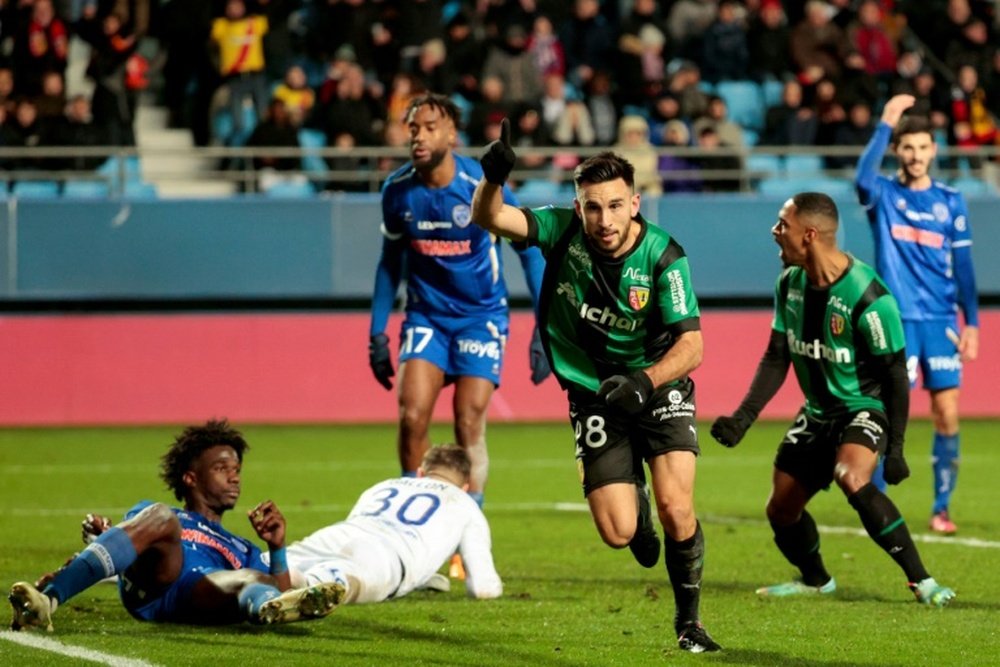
[984,48,1000,118]
[0,103,19,172]
[9,97,44,170]
[526,14,565,80]
[790,0,851,87]
[944,17,994,78]
[747,0,792,83]
[667,0,718,63]
[395,0,444,74]
[763,79,818,146]
[811,77,847,147]
[693,95,746,148]
[76,8,138,147]
[34,70,66,122]
[211,0,270,139]
[829,100,875,170]
[511,103,550,170]
[648,92,687,147]
[949,63,997,164]
[558,0,614,91]
[617,0,669,106]
[444,8,485,104]
[848,0,898,87]
[538,71,570,135]
[482,23,542,107]
[48,93,108,170]
[890,62,950,130]
[666,59,710,121]
[246,98,308,193]
[585,69,618,146]
[658,119,702,193]
[311,62,383,147]
[549,97,596,148]
[159,0,215,139]
[467,76,512,146]
[11,0,68,97]
[701,0,749,84]
[256,0,296,81]
[0,66,15,114]
[695,125,741,192]
[613,114,662,196]
[837,51,881,109]
[414,38,454,97]
[272,64,316,129]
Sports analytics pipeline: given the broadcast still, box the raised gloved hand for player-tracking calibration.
[883,447,910,485]
[710,410,754,447]
[369,333,394,390]
[597,371,654,415]
[480,117,516,185]
[529,326,550,385]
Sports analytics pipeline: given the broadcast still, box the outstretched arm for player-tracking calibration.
[471,118,531,241]
[856,94,914,204]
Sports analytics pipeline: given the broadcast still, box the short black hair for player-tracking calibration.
[791,191,839,228]
[574,151,635,189]
[893,115,934,143]
[405,92,462,129]
[160,419,249,501]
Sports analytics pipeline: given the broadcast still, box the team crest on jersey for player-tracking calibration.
[932,202,949,223]
[628,286,650,310]
[830,313,845,335]
[452,204,472,228]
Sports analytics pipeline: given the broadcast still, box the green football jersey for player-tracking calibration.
[524,206,700,392]
[772,256,906,418]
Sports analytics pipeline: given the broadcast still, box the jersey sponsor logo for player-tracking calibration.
[623,267,651,284]
[457,338,502,360]
[416,220,453,230]
[567,242,592,277]
[410,238,472,256]
[932,202,949,223]
[452,204,472,228]
[787,288,803,303]
[667,270,688,315]
[865,311,888,351]
[579,302,640,331]
[890,224,944,249]
[830,313,845,336]
[788,332,851,363]
[927,354,961,371]
[556,282,581,308]
[628,285,650,311]
[181,528,243,569]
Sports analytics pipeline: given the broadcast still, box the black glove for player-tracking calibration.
[597,371,654,415]
[369,333,394,390]
[529,326,551,385]
[883,448,910,485]
[710,410,754,447]
[480,117,516,185]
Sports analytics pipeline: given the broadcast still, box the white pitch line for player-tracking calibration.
[9,503,998,549]
[0,630,160,667]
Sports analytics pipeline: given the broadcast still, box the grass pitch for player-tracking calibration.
[1,420,997,666]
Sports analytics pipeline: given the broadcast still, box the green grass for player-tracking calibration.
[1,421,997,666]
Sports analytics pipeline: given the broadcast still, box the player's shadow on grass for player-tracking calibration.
[711,650,906,667]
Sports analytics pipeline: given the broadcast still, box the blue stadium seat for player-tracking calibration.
[213,105,259,146]
[123,182,158,198]
[63,181,112,198]
[12,180,61,198]
[298,128,328,175]
[746,154,783,177]
[715,80,764,132]
[950,176,1000,198]
[761,79,785,109]
[263,179,317,198]
[758,176,854,197]
[783,154,824,175]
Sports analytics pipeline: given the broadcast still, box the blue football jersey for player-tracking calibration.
[856,124,973,322]
[380,153,520,317]
[124,501,268,573]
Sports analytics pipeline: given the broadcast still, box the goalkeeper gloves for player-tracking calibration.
[369,333,394,390]
[710,410,754,447]
[597,371,653,415]
[883,446,910,485]
[480,117,516,185]
[529,326,550,385]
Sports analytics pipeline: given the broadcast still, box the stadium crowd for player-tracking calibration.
[1,0,999,192]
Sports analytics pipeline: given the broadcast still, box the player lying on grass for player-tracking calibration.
[711,193,955,607]
[69,444,501,606]
[8,419,344,631]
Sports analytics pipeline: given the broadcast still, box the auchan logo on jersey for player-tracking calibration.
[580,303,641,331]
[788,332,851,363]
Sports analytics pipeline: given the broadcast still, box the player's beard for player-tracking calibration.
[413,146,447,173]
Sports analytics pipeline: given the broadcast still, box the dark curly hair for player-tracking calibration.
[405,92,463,129]
[160,419,249,502]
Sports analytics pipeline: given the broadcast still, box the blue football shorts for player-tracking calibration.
[397,309,509,385]
[903,318,962,391]
[119,561,215,623]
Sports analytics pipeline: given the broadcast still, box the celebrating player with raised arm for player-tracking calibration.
[711,193,955,607]
[855,94,979,534]
[9,420,343,631]
[470,120,719,654]
[369,93,549,516]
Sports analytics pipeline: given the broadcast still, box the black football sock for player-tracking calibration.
[771,510,831,586]
[664,521,704,632]
[848,483,930,583]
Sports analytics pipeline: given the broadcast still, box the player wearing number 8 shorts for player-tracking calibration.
[472,147,719,653]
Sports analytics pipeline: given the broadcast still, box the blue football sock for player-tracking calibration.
[932,433,959,514]
[238,582,281,621]
[42,526,137,604]
[468,491,484,509]
[871,457,887,493]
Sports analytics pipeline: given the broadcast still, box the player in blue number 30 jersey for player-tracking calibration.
[369,94,548,514]
[855,94,980,534]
